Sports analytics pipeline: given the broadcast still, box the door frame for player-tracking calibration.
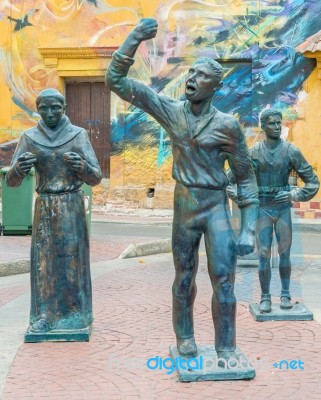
[39,46,117,93]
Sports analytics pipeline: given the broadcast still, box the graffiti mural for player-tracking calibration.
[0,0,320,186]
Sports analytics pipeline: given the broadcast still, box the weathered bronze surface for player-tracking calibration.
[228,109,319,314]
[106,19,259,364]
[6,89,102,341]
[255,109,319,312]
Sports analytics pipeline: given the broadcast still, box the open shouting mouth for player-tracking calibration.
[185,83,197,95]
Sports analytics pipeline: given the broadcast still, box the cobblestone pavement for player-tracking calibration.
[2,253,321,400]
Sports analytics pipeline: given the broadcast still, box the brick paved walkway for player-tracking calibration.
[0,231,152,312]
[0,234,150,264]
[3,255,321,400]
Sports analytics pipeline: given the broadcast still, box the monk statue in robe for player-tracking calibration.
[6,88,102,339]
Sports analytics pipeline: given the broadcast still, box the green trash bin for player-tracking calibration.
[82,183,92,235]
[0,167,36,235]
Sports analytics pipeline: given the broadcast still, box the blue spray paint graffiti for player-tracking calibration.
[111,0,321,163]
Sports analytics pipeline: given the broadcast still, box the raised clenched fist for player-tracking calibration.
[132,18,158,42]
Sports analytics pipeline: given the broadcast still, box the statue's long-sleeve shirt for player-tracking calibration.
[106,51,258,208]
[226,140,319,206]
[251,140,319,203]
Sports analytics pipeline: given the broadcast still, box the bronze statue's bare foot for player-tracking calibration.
[259,294,271,313]
[177,337,197,358]
[216,350,239,368]
[280,297,293,310]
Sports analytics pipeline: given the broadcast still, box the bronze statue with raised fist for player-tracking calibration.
[106,19,259,362]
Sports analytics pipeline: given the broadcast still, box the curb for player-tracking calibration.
[292,221,321,233]
[92,216,321,231]
[0,239,173,276]
[118,238,172,259]
[1,218,320,277]
[0,259,30,277]
[92,218,172,226]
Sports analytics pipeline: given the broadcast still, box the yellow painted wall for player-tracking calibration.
[291,66,321,200]
[1,1,321,207]
[0,0,134,138]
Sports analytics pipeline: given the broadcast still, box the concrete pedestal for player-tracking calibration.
[24,326,91,342]
[249,303,313,321]
[169,344,255,382]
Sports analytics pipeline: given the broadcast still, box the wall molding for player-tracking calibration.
[39,47,117,62]
[38,46,118,91]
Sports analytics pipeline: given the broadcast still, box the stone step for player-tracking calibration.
[292,201,321,219]
[292,201,321,210]
[294,209,321,219]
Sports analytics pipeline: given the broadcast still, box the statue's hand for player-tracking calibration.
[17,152,37,175]
[274,191,292,204]
[132,18,158,42]
[235,230,255,256]
[64,152,86,175]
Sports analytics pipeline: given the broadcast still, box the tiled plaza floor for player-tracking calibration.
[2,253,321,400]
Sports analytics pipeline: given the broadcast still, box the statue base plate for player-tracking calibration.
[249,303,313,321]
[24,326,92,343]
[169,344,255,382]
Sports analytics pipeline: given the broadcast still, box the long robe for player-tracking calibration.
[6,115,102,331]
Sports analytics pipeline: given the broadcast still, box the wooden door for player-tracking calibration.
[65,82,111,178]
